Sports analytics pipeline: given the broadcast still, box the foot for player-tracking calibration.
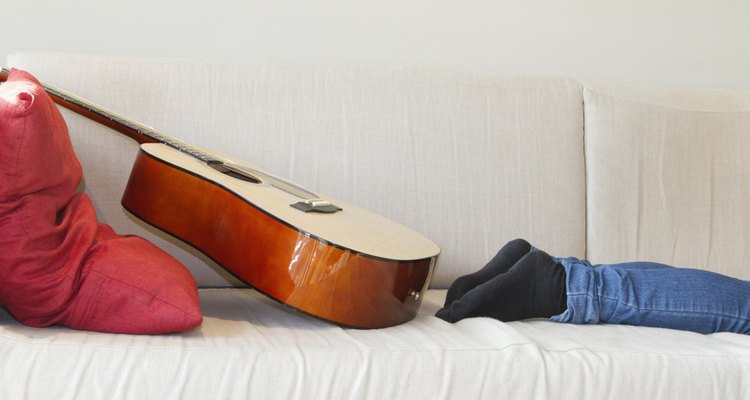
[436,250,567,323]
[443,238,532,308]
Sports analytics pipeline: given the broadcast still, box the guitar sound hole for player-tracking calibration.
[209,163,262,184]
[223,170,262,184]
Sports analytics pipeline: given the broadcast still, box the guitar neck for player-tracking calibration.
[0,67,220,164]
[0,67,337,208]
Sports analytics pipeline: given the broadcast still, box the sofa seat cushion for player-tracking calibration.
[2,288,748,400]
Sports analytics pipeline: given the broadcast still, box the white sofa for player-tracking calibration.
[2,52,749,400]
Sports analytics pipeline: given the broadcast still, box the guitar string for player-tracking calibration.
[33,75,326,203]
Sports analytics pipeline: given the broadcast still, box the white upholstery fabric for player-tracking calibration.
[584,85,750,280]
[1,289,748,400]
[4,53,750,400]
[7,52,586,288]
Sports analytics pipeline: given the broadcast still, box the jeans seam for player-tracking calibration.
[598,295,750,322]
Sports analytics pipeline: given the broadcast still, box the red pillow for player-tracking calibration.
[0,69,202,334]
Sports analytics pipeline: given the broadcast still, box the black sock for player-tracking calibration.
[443,238,532,308]
[435,250,567,323]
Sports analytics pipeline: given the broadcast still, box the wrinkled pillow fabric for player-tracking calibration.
[0,69,202,334]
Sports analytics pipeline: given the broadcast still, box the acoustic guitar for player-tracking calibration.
[0,68,440,329]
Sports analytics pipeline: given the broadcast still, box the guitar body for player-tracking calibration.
[122,144,440,328]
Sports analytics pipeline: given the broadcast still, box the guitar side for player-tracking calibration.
[122,144,440,328]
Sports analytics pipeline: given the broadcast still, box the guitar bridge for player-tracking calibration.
[291,199,342,213]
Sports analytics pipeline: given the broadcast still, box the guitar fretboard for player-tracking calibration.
[47,82,222,165]
[1,67,219,164]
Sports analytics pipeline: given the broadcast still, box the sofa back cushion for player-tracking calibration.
[584,85,750,280]
[7,52,586,288]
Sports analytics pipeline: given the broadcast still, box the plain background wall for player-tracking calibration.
[2,0,749,89]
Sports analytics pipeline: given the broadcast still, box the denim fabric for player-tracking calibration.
[549,257,750,334]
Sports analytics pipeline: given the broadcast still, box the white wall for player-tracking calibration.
[3,0,749,89]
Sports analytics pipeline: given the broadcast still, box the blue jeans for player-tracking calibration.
[549,257,750,334]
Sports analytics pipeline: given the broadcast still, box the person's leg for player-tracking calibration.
[442,238,532,308]
[551,258,750,334]
[436,249,567,322]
